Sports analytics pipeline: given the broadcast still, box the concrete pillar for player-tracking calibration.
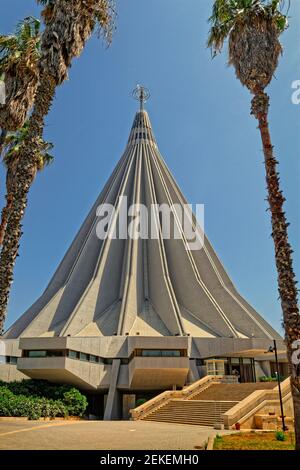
[103,359,121,420]
[187,359,200,383]
[198,365,207,379]
[259,360,271,377]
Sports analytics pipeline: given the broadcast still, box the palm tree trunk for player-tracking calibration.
[0,72,56,335]
[0,193,13,246]
[252,91,300,449]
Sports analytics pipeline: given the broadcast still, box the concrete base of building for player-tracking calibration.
[0,335,288,420]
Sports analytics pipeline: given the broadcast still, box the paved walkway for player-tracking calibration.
[0,419,231,450]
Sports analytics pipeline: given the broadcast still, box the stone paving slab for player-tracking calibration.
[0,419,233,450]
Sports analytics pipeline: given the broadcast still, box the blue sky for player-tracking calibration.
[1,0,299,334]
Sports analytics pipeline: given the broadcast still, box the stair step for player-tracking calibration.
[142,398,237,424]
[138,381,275,425]
[150,417,223,420]
[145,417,220,421]
[145,418,221,423]
[144,419,220,426]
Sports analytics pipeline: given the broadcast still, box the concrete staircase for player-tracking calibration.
[143,399,238,426]
[190,383,276,401]
[134,380,278,427]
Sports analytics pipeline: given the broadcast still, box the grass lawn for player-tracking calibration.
[213,432,295,450]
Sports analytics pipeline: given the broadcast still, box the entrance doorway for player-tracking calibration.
[225,358,256,383]
[85,393,105,419]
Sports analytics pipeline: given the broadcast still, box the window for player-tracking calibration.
[79,352,89,362]
[9,356,18,365]
[161,350,181,357]
[28,351,47,358]
[0,355,18,364]
[205,359,225,376]
[141,350,161,357]
[47,350,64,357]
[103,358,113,365]
[68,350,79,360]
[89,355,98,363]
[24,348,105,363]
[26,350,64,358]
[243,358,252,364]
[231,358,240,365]
[138,349,184,358]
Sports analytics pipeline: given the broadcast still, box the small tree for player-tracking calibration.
[63,388,88,417]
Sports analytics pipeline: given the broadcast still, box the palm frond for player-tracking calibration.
[94,0,117,45]
[15,16,41,42]
[36,0,55,5]
[208,0,288,56]
[2,121,54,171]
[0,16,41,73]
[0,36,18,56]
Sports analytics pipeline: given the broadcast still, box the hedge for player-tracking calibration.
[259,375,283,383]
[0,380,88,420]
[0,378,74,399]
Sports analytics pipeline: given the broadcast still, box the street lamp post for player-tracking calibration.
[267,339,287,432]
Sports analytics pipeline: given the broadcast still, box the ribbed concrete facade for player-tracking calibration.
[0,107,285,419]
[4,109,280,341]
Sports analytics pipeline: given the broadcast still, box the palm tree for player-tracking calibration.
[0,16,41,132]
[0,1,115,333]
[0,122,53,245]
[208,0,300,449]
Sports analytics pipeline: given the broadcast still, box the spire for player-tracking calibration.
[132,84,150,111]
[127,85,156,147]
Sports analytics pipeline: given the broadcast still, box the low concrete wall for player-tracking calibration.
[222,379,292,430]
[240,393,294,430]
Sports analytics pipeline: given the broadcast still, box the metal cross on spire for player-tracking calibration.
[132,84,150,111]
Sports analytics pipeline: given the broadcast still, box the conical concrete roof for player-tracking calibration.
[5,108,280,340]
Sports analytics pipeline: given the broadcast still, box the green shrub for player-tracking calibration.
[259,376,277,383]
[28,406,42,421]
[36,397,68,419]
[4,379,73,400]
[62,388,87,417]
[50,400,68,418]
[0,387,15,416]
[135,398,147,407]
[0,380,87,419]
[0,387,68,419]
[275,431,286,442]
